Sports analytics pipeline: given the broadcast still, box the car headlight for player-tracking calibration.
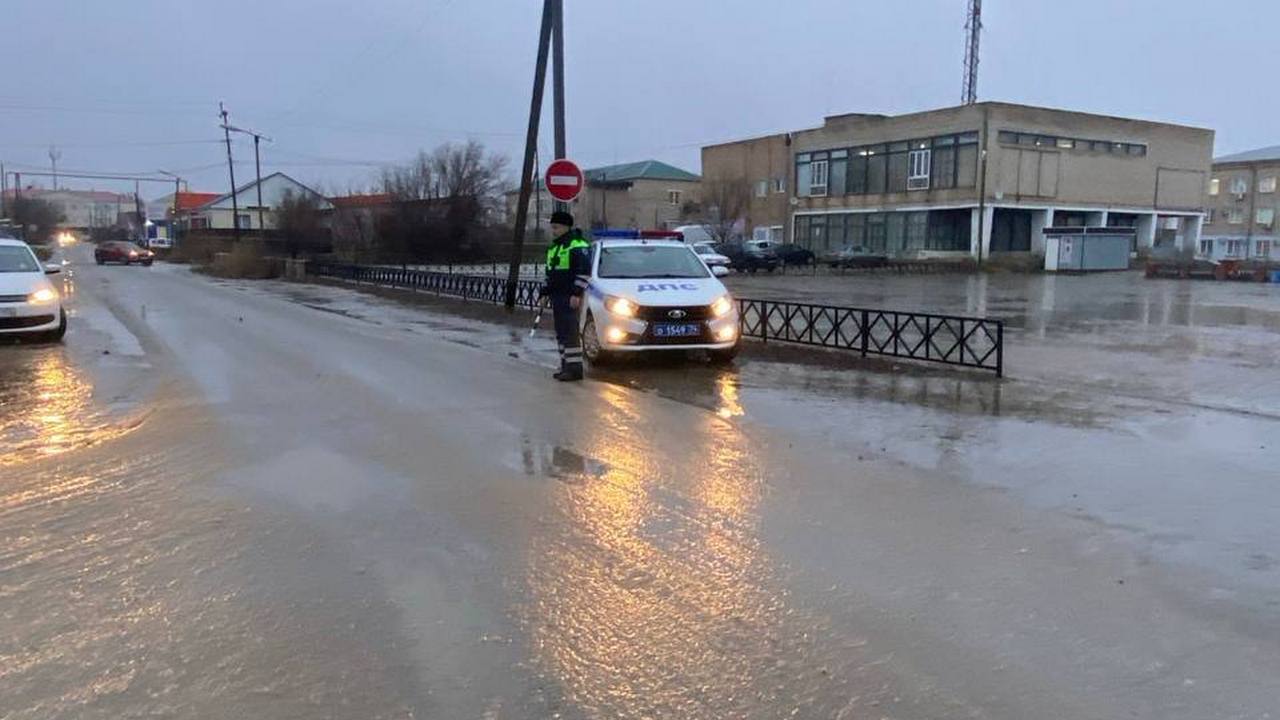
[710,295,734,318]
[28,288,58,304]
[605,295,638,318]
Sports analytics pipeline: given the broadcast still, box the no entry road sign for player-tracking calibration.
[545,159,584,202]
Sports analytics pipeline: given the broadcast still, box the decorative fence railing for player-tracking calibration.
[737,299,1002,376]
[307,262,1004,376]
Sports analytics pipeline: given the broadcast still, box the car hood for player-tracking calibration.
[0,271,50,297]
[590,276,729,306]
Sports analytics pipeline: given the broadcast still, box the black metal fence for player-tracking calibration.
[308,262,1004,376]
[738,299,1002,376]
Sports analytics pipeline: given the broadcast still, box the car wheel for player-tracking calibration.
[709,342,739,364]
[143,260,154,267]
[581,314,614,366]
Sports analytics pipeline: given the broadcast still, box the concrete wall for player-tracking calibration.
[701,133,793,239]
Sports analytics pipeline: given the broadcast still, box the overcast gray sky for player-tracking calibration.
[2,0,1275,200]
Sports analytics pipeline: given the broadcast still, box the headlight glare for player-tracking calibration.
[711,295,734,318]
[29,288,58,304]
[605,295,637,317]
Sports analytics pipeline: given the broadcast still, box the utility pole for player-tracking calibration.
[504,0,555,309]
[253,135,265,236]
[962,0,982,105]
[551,0,567,212]
[49,146,62,190]
[219,101,242,242]
[158,170,183,247]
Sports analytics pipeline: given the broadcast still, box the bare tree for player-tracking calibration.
[275,189,324,259]
[696,177,752,244]
[3,196,64,244]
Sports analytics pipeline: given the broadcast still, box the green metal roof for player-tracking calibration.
[584,160,700,183]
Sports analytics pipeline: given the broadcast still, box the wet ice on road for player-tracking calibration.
[2,249,1279,718]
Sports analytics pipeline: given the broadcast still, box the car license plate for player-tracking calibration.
[653,323,701,338]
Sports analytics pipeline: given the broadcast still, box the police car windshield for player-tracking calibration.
[0,245,40,273]
[598,245,710,279]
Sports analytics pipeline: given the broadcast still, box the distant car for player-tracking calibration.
[717,239,779,273]
[0,238,66,341]
[822,245,889,269]
[692,242,732,276]
[95,241,154,266]
[774,243,816,266]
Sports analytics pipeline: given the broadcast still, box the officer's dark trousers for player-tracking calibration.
[550,294,583,372]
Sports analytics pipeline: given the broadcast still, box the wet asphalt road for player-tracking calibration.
[2,248,1279,719]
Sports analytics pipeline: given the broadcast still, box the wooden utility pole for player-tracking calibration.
[504,0,556,309]
[220,102,242,242]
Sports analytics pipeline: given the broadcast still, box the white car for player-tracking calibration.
[0,238,66,341]
[579,238,740,364]
[692,242,732,277]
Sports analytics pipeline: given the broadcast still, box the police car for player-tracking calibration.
[580,230,739,365]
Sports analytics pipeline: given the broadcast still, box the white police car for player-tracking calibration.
[580,231,739,364]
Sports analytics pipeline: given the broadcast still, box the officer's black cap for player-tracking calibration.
[549,211,574,227]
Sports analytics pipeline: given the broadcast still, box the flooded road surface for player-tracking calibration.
[3,250,1279,718]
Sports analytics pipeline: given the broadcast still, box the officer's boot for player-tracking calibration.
[555,344,584,382]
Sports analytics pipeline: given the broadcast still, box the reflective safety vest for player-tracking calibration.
[546,236,590,270]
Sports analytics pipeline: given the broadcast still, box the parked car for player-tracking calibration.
[692,242,732,276]
[0,238,66,341]
[821,245,889,269]
[774,243,816,266]
[580,238,739,365]
[716,239,779,273]
[95,241,155,266]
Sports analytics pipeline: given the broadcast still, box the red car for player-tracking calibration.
[95,241,154,266]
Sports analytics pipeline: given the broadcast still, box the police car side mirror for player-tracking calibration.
[711,265,730,278]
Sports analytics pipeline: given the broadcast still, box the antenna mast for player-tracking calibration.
[962,0,982,105]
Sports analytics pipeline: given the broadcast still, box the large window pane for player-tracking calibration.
[887,151,909,193]
[849,153,868,194]
[794,215,810,246]
[956,144,978,188]
[829,156,848,197]
[796,161,812,196]
[905,212,928,249]
[810,215,827,250]
[866,151,887,194]
[886,212,906,253]
[865,213,886,252]
[827,214,846,250]
[931,146,956,189]
[846,213,865,247]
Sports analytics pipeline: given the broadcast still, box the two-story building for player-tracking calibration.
[703,102,1213,260]
[1199,146,1278,261]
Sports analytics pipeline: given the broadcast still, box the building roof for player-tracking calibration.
[2,188,133,202]
[199,172,333,211]
[1213,145,1280,164]
[584,160,700,183]
[329,193,395,209]
[174,191,222,211]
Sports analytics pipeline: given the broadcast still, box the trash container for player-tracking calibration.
[1270,269,1280,284]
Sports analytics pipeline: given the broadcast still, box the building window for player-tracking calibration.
[931,141,956,190]
[754,180,768,198]
[868,148,889,193]
[1199,239,1213,255]
[190,216,209,230]
[1209,178,1220,196]
[1228,208,1245,224]
[237,213,251,228]
[667,190,681,205]
[1257,208,1275,228]
[1260,176,1277,194]
[809,159,829,196]
[886,142,909,193]
[1257,240,1272,258]
[1230,177,1249,195]
[829,150,848,196]
[772,177,786,193]
[908,148,931,190]
[1225,239,1245,257]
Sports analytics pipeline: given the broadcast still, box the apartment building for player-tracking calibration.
[1200,145,1279,261]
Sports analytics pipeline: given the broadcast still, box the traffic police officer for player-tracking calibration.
[543,211,591,381]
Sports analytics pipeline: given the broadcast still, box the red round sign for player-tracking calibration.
[544,158,584,202]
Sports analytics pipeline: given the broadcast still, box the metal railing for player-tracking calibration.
[307,262,1004,376]
[739,299,1003,375]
